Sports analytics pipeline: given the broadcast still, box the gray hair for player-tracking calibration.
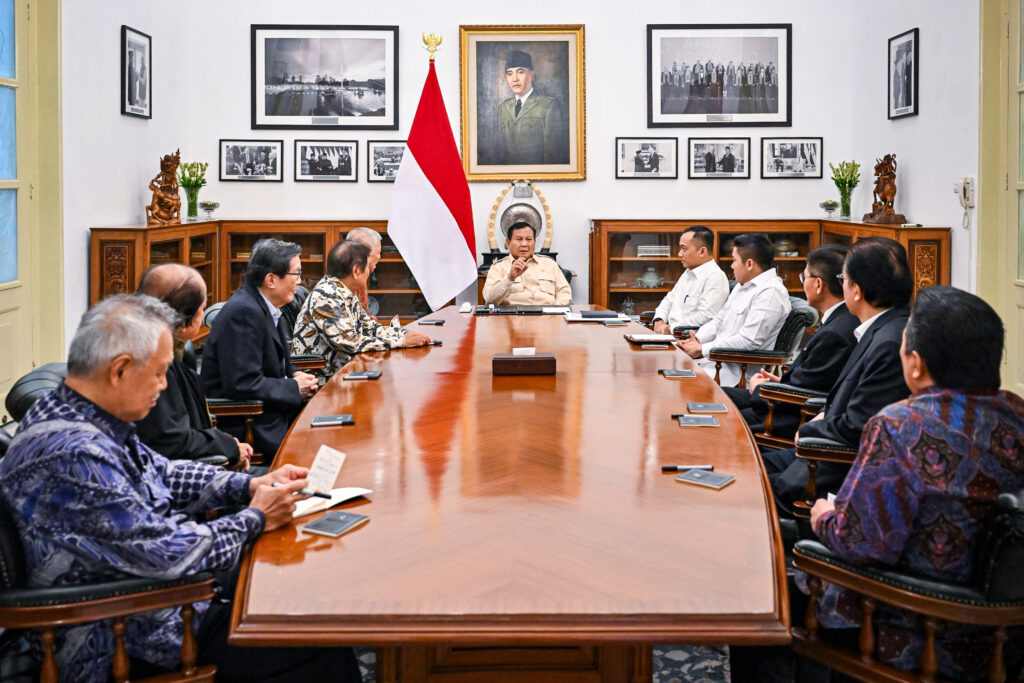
[67,294,177,377]
[346,227,382,248]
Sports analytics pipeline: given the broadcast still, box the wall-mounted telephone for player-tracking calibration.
[954,176,975,208]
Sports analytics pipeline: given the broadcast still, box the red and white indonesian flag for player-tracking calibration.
[388,61,476,311]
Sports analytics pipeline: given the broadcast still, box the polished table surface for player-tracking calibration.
[231,306,789,649]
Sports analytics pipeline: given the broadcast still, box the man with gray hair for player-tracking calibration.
[0,295,360,681]
[345,226,382,316]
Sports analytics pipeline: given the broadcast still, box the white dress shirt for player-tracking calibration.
[694,267,792,387]
[653,259,730,329]
[853,308,890,342]
[819,300,843,326]
[258,289,283,328]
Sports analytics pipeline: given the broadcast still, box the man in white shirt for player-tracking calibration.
[652,225,730,335]
[677,233,791,387]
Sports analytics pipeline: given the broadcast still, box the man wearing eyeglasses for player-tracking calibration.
[203,238,319,456]
[721,244,859,438]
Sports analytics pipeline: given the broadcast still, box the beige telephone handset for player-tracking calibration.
[954,177,975,209]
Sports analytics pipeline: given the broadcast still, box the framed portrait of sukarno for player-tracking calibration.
[251,24,399,130]
[460,25,585,181]
[648,24,791,128]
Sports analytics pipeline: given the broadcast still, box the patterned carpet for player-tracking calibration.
[355,645,730,682]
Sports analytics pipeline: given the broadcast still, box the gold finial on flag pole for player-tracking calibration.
[422,33,443,61]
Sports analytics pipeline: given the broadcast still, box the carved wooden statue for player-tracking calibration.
[862,153,907,224]
[146,149,182,226]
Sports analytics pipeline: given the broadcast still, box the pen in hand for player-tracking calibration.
[661,465,714,472]
[271,481,332,499]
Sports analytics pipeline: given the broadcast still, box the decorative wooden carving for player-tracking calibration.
[862,154,907,225]
[146,149,182,226]
[912,242,938,291]
[102,244,129,296]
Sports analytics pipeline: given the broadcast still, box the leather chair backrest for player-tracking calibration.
[0,503,26,591]
[975,488,1024,601]
[203,301,226,329]
[774,297,820,356]
[5,363,68,422]
[279,285,310,341]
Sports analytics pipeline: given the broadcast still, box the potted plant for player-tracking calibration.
[177,161,208,221]
[829,160,861,220]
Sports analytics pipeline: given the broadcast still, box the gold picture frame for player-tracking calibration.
[460,24,586,181]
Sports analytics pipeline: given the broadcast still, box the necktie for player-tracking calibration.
[514,99,522,117]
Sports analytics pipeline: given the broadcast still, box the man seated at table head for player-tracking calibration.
[134,263,253,470]
[651,225,730,336]
[201,238,319,456]
[721,244,859,438]
[291,239,432,379]
[482,218,572,306]
[345,226,382,317]
[761,236,913,516]
[676,233,791,387]
[0,294,360,682]
[808,287,1024,680]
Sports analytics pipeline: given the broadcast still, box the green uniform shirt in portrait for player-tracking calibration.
[498,94,568,165]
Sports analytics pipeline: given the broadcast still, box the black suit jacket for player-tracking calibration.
[798,306,911,445]
[201,283,303,455]
[723,302,858,437]
[136,357,239,464]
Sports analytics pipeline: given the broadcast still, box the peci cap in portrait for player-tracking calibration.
[505,50,534,71]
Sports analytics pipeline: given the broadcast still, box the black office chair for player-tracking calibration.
[705,296,820,388]
[0,503,216,683]
[792,488,1024,682]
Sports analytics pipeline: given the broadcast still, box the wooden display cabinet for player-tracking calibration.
[91,219,445,322]
[820,220,951,293]
[589,219,820,314]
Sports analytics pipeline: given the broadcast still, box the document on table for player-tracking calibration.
[292,444,373,518]
[564,312,631,322]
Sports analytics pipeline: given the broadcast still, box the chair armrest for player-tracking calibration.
[804,396,827,412]
[672,325,699,339]
[707,348,791,365]
[206,398,263,418]
[792,540,1024,625]
[795,436,858,464]
[291,354,327,371]
[757,382,828,407]
[0,573,215,629]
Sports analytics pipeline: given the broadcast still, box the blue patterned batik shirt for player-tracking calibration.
[0,383,265,682]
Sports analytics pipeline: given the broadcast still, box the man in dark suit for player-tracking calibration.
[722,244,859,438]
[703,148,716,173]
[761,237,913,516]
[202,239,319,456]
[719,145,737,173]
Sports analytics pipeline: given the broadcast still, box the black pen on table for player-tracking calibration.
[661,465,714,472]
[271,481,332,499]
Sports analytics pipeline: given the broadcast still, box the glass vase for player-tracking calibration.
[839,192,852,220]
[183,186,200,221]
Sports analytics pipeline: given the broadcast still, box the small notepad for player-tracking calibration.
[686,402,728,413]
[659,369,697,378]
[675,415,720,427]
[676,469,735,490]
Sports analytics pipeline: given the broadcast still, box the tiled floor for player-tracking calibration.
[355,645,730,682]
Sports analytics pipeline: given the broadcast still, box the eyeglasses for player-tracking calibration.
[284,270,303,279]
[836,273,847,284]
[798,272,822,284]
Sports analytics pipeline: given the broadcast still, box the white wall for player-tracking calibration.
[61,0,980,333]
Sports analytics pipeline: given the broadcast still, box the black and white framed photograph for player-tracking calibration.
[688,137,750,179]
[888,28,918,119]
[251,24,399,130]
[219,139,284,181]
[367,140,406,183]
[121,26,151,119]
[615,137,678,179]
[648,24,791,127]
[761,137,823,179]
[294,140,357,182]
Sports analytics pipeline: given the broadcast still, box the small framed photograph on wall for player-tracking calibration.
[761,137,823,178]
[219,139,284,181]
[121,26,152,119]
[688,137,750,179]
[367,140,407,182]
[294,140,357,182]
[888,28,918,119]
[615,137,678,179]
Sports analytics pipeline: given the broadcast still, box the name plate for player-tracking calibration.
[492,352,556,376]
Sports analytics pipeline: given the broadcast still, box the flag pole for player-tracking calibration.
[422,33,443,62]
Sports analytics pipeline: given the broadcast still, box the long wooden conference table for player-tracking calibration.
[230,306,789,682]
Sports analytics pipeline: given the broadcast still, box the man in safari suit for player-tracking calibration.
[498,50,568,165]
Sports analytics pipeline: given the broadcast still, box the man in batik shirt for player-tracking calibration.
[291,239,431,379]
[0,295,359,682]
[809,287,1024,681]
